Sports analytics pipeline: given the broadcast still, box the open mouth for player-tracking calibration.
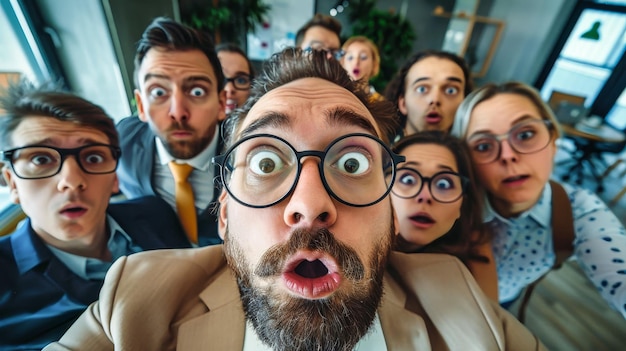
[226,99,237,112]
[282,253,341,299]
[410,213,435,224]
[503,174,529,184]
[60,206,87,218]
[294,259,329,278]
[425,112,442,124]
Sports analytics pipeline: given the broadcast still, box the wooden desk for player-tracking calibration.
[561,123,626,143]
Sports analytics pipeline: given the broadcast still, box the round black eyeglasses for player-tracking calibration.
[1,144,121,180]
[212,133,406,208]
[392,168,468,203]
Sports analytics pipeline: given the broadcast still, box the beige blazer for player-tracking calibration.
[44,246,544,351]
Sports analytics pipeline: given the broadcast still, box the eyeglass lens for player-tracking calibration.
[8,145,119,179]
[225,75,251,90]
[392,168,465,203]
[217,134,397,208]
[467,119,552,164]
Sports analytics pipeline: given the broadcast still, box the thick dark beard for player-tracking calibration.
[224,227,392,351]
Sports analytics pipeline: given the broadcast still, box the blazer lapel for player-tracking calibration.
[379,272,433,350]
[177,266,246,350]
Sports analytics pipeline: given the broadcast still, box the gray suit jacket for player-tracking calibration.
[45,247,544,350]
[116,117,222,246]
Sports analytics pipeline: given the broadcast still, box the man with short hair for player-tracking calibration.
[45,48,544,351]
[0,81,190,350]
[385,50,473,139]
[116,17,226,246]
[296,13,344,60]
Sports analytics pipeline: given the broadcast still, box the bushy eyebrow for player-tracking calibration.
[239,107,378,139]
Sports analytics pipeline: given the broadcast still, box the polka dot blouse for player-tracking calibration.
[484,182,626,318]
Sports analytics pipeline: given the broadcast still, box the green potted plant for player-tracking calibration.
[180,0,271,45]
[347,0,416,92]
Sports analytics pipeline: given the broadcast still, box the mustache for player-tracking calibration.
[254,228,365,281]
[166,121,195,132]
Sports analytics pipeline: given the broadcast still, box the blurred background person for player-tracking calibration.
[216,43,254,115]
[385,50,473,139]
[116,17,226,247]
[341,36,383,102]
[296,13,343,60]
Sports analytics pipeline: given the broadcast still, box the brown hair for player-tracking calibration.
[391,131,491,265]
[451,81,561,140]
[0,80,118,150]
[134,17,224,92]
[385,50,473,137]
[222,47,399,147]
[295,14,342,47]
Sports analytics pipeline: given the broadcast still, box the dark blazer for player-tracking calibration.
[0,196,191,350]
[116,116,223,246]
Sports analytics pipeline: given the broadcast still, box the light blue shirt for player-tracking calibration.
[242,313,387,350]
[46,215,143,280]
[485,182,626,318]
[153,127,219,212]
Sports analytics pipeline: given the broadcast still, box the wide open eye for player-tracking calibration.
[248,150,285,175]
[444,86,460,95]
[398,171,418,185]
[148,86,167,99]
[470,137,497,153]
[336,151,370,175]
[433,176,455,190]
[189,87,207,97]
[30,153,55,166]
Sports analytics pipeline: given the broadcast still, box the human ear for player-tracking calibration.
[135,89,148,122]
[398,96,408,115]
[218,189,228,240]
[3,167,20,204]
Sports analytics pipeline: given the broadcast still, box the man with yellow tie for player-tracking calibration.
[116,17,227,246]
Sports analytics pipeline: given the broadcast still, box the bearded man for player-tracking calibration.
[44,48,544,351]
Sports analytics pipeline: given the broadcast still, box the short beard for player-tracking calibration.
[158,121,214,159]
[224,227,392,351]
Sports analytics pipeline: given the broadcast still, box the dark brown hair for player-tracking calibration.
[391,131,491,265]
[385,50,474,137]
[216,42,255,79]
[295,13,342,47]
[0,80,118,150]
[134,17,224,92]
[222,47,399,148]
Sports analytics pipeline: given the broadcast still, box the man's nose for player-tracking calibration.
[429,89,442,105]
[169,89,189,122]
[57,157,87,191]
[283,159,337,229]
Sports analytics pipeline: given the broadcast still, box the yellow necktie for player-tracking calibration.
[169,162,198,244]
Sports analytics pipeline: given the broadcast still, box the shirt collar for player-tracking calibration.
[242,313,387,350]
[483,184,551,228]
[45,215,136,280]
[155,128,219,171]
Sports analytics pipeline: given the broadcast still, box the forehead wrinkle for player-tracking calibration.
[239,112,291,138]
[325,107,377,136]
